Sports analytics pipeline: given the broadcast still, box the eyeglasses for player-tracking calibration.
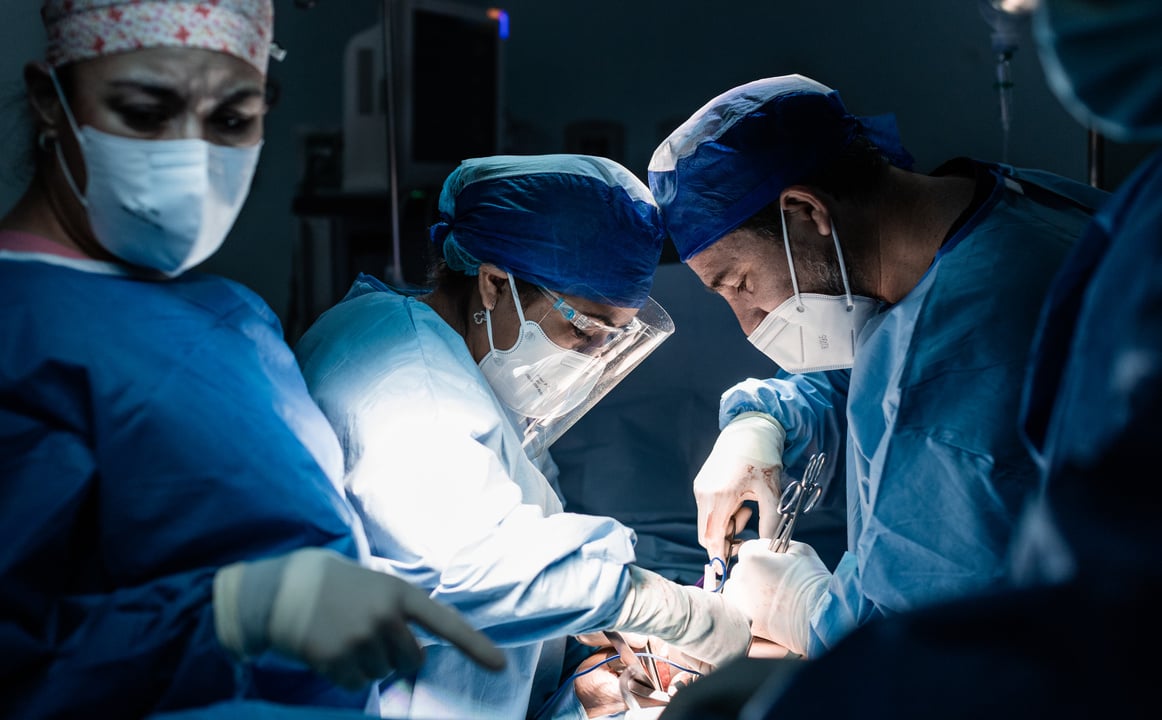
[537,286,626,334]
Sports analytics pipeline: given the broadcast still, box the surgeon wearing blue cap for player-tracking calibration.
[654,5,1162,717]
[647,74,1110,658]
[295,154,752,720]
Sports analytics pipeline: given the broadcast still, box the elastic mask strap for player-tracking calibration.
[47,66,83,139]
[506,272,528,324]
[778,206,805,312]
[483,272,527,353]
[484,307,497,353]
[46,66,88,207]
[830,224,856,311]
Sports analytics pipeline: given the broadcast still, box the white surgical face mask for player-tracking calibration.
[747,208,878,373]
[49,67,262,277]
[479,273,601,420]
[1033,0,1162,143]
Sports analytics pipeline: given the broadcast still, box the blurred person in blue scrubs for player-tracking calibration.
[0,2,503,717]
[295,154,753,720]
[647,73,1109,660]
[658,2,1162,717]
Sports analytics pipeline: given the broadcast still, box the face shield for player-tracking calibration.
[480,281,674,458]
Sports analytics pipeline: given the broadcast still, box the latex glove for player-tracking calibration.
[693,412,787,561]
[571,648,626,718]
[721,539,830,657]
[610,565,751,671]
[213,547,506,690]
[574,631,650,649]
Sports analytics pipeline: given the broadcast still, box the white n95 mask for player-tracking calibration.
[49,67,261,277]
[748,208,878,373]
[479,273,602,420]
[748,293,879,374]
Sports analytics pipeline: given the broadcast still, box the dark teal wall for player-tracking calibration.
[1,0,1153,323]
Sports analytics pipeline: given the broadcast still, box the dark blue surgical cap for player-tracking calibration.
[430,154,665,308]
[648,75,915,262]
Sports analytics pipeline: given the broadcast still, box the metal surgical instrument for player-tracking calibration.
[769,452,826,553]
[604,630,657,703]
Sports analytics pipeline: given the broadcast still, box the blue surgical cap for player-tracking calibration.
[431,154,665,308]
[648,74,915,262]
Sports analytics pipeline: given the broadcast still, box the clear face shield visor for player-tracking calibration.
[511,291,675,458]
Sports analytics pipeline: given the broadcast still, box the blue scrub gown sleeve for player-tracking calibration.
[0,407,363,718]
[0,269,368,717]
[0,408,234,716]
[718,369,849,492]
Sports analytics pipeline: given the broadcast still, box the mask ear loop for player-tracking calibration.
[45,65,88,207]
[483,271,528,353]
[829,224,856,312]
[778,205,806,313]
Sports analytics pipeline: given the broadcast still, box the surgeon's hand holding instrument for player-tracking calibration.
[769,452,826,553]
[722,539,830,657]
[610,565,752,672]
[693,412,787,560]
[213,547,506,690]
[604,630,671,713]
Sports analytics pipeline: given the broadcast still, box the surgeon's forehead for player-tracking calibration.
[73,46,264,97]
[688,229,769,290]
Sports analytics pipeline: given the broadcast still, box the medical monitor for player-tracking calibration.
[342,0,505,193]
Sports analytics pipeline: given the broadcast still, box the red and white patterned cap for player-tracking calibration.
[42,0,275,74]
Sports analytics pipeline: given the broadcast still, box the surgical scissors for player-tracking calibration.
[769,452,826,553]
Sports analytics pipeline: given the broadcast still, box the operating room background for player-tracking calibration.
[1,0,1154,579]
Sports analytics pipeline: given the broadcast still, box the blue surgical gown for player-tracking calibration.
[716,161,1108,657]
[295,276,639,720]
[0,245,369,718]
[1020,148,1162,580]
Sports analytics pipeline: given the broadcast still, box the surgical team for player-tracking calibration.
[0,1,1158,719]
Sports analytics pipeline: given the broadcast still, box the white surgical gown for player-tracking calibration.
[717,161,1108,657]
[295,276,638,720]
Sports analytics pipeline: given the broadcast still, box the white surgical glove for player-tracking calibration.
[721,539,830,657]
[694,412,787,560]
[213,547,506,690]
[610,565,751,671]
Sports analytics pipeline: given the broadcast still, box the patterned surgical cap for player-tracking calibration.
[42,0,275,74]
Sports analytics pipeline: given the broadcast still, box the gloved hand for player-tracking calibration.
[213,547,506,690]
[693,412,787,560]
[609,565,751,671]
[721,539,830,657]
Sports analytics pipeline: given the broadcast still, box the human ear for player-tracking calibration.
[476,263,509,312]
[24,62,63,136]
[780,186,833,238]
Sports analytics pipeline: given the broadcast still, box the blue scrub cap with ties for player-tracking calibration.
[430,154,665,309]
[648,74,915,262]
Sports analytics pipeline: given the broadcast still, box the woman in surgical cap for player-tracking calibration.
[0,2,503,717]
[295,154,752,720]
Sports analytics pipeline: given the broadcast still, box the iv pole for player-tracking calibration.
[980,0,1106,191]
[380,0,404,287]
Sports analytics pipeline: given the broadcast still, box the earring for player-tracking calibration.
[473,310,486,325]
[37,130,56,152]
